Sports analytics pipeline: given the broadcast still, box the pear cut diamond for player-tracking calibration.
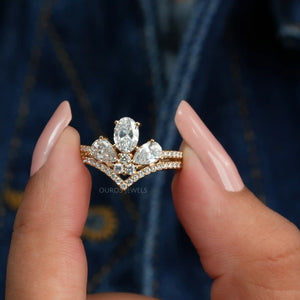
[91,138,117,163]
[81,116,183,191]
[133,140,162,165]
[114,117,139,153]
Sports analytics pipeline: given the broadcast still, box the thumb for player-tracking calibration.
[6,102,91,300]
[172,101,300,298]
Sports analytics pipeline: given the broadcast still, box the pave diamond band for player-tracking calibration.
[80,117,183,191]
[81,151,182,191]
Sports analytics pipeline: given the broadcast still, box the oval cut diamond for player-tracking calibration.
[133,140,162,165]
[91,138,117,163]
[114,117,139,153]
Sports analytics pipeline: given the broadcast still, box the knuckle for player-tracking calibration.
[266,230,300,271]
[13,215,39,235]
[250,223,300,281]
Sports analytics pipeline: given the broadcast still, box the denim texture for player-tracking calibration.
[0,0,299,299]
[272,0,300,48]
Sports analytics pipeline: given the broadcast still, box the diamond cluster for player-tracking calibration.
[81,117,182,190]
[82,156,182,191]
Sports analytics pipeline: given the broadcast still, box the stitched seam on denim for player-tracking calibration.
[141,0,223,296]
[163,0,224,159]
[230,40,266,203]
[160,0,221,144]
[141,2,208,293]
[0,1,57,229]
[46,20,104,137]
[87,234,136,293]
[138,0,165,105]
[158,0,207,127]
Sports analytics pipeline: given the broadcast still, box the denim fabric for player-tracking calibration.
[0,0,299,299]
[272,0,300,48]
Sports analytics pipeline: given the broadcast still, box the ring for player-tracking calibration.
[80,117,183,191]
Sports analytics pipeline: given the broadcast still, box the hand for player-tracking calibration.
[172,101,300,299]
[5,102,157,300]
[5,101,300,299]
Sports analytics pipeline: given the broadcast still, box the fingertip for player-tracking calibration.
[45,125,88,177]
[174,99,188,124]
[172,143,224,236]
[172,142,222,203]
[30,101,72,176]
[15,125,91,236]
[47,125,80,158]
[174,100,244,192]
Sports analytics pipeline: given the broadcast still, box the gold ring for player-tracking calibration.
[80,117,182,191]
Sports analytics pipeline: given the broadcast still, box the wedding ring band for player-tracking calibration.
[80,117,182,191]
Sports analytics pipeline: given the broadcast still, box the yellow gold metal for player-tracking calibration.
[80,145,182,191]
[80,118,182,191]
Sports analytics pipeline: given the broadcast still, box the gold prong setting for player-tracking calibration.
[80,117,182,191]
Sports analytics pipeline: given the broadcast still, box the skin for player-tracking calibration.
[5,126,300,299]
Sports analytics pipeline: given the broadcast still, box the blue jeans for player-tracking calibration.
[0,0,299,299]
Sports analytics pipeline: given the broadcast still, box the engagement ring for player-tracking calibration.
[80,117,183,191]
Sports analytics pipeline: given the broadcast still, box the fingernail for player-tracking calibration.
[30,101,72,176]
[175,100,244,192]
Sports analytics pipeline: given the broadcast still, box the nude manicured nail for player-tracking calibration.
[175,100,244,192]
[30,101,72,176]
